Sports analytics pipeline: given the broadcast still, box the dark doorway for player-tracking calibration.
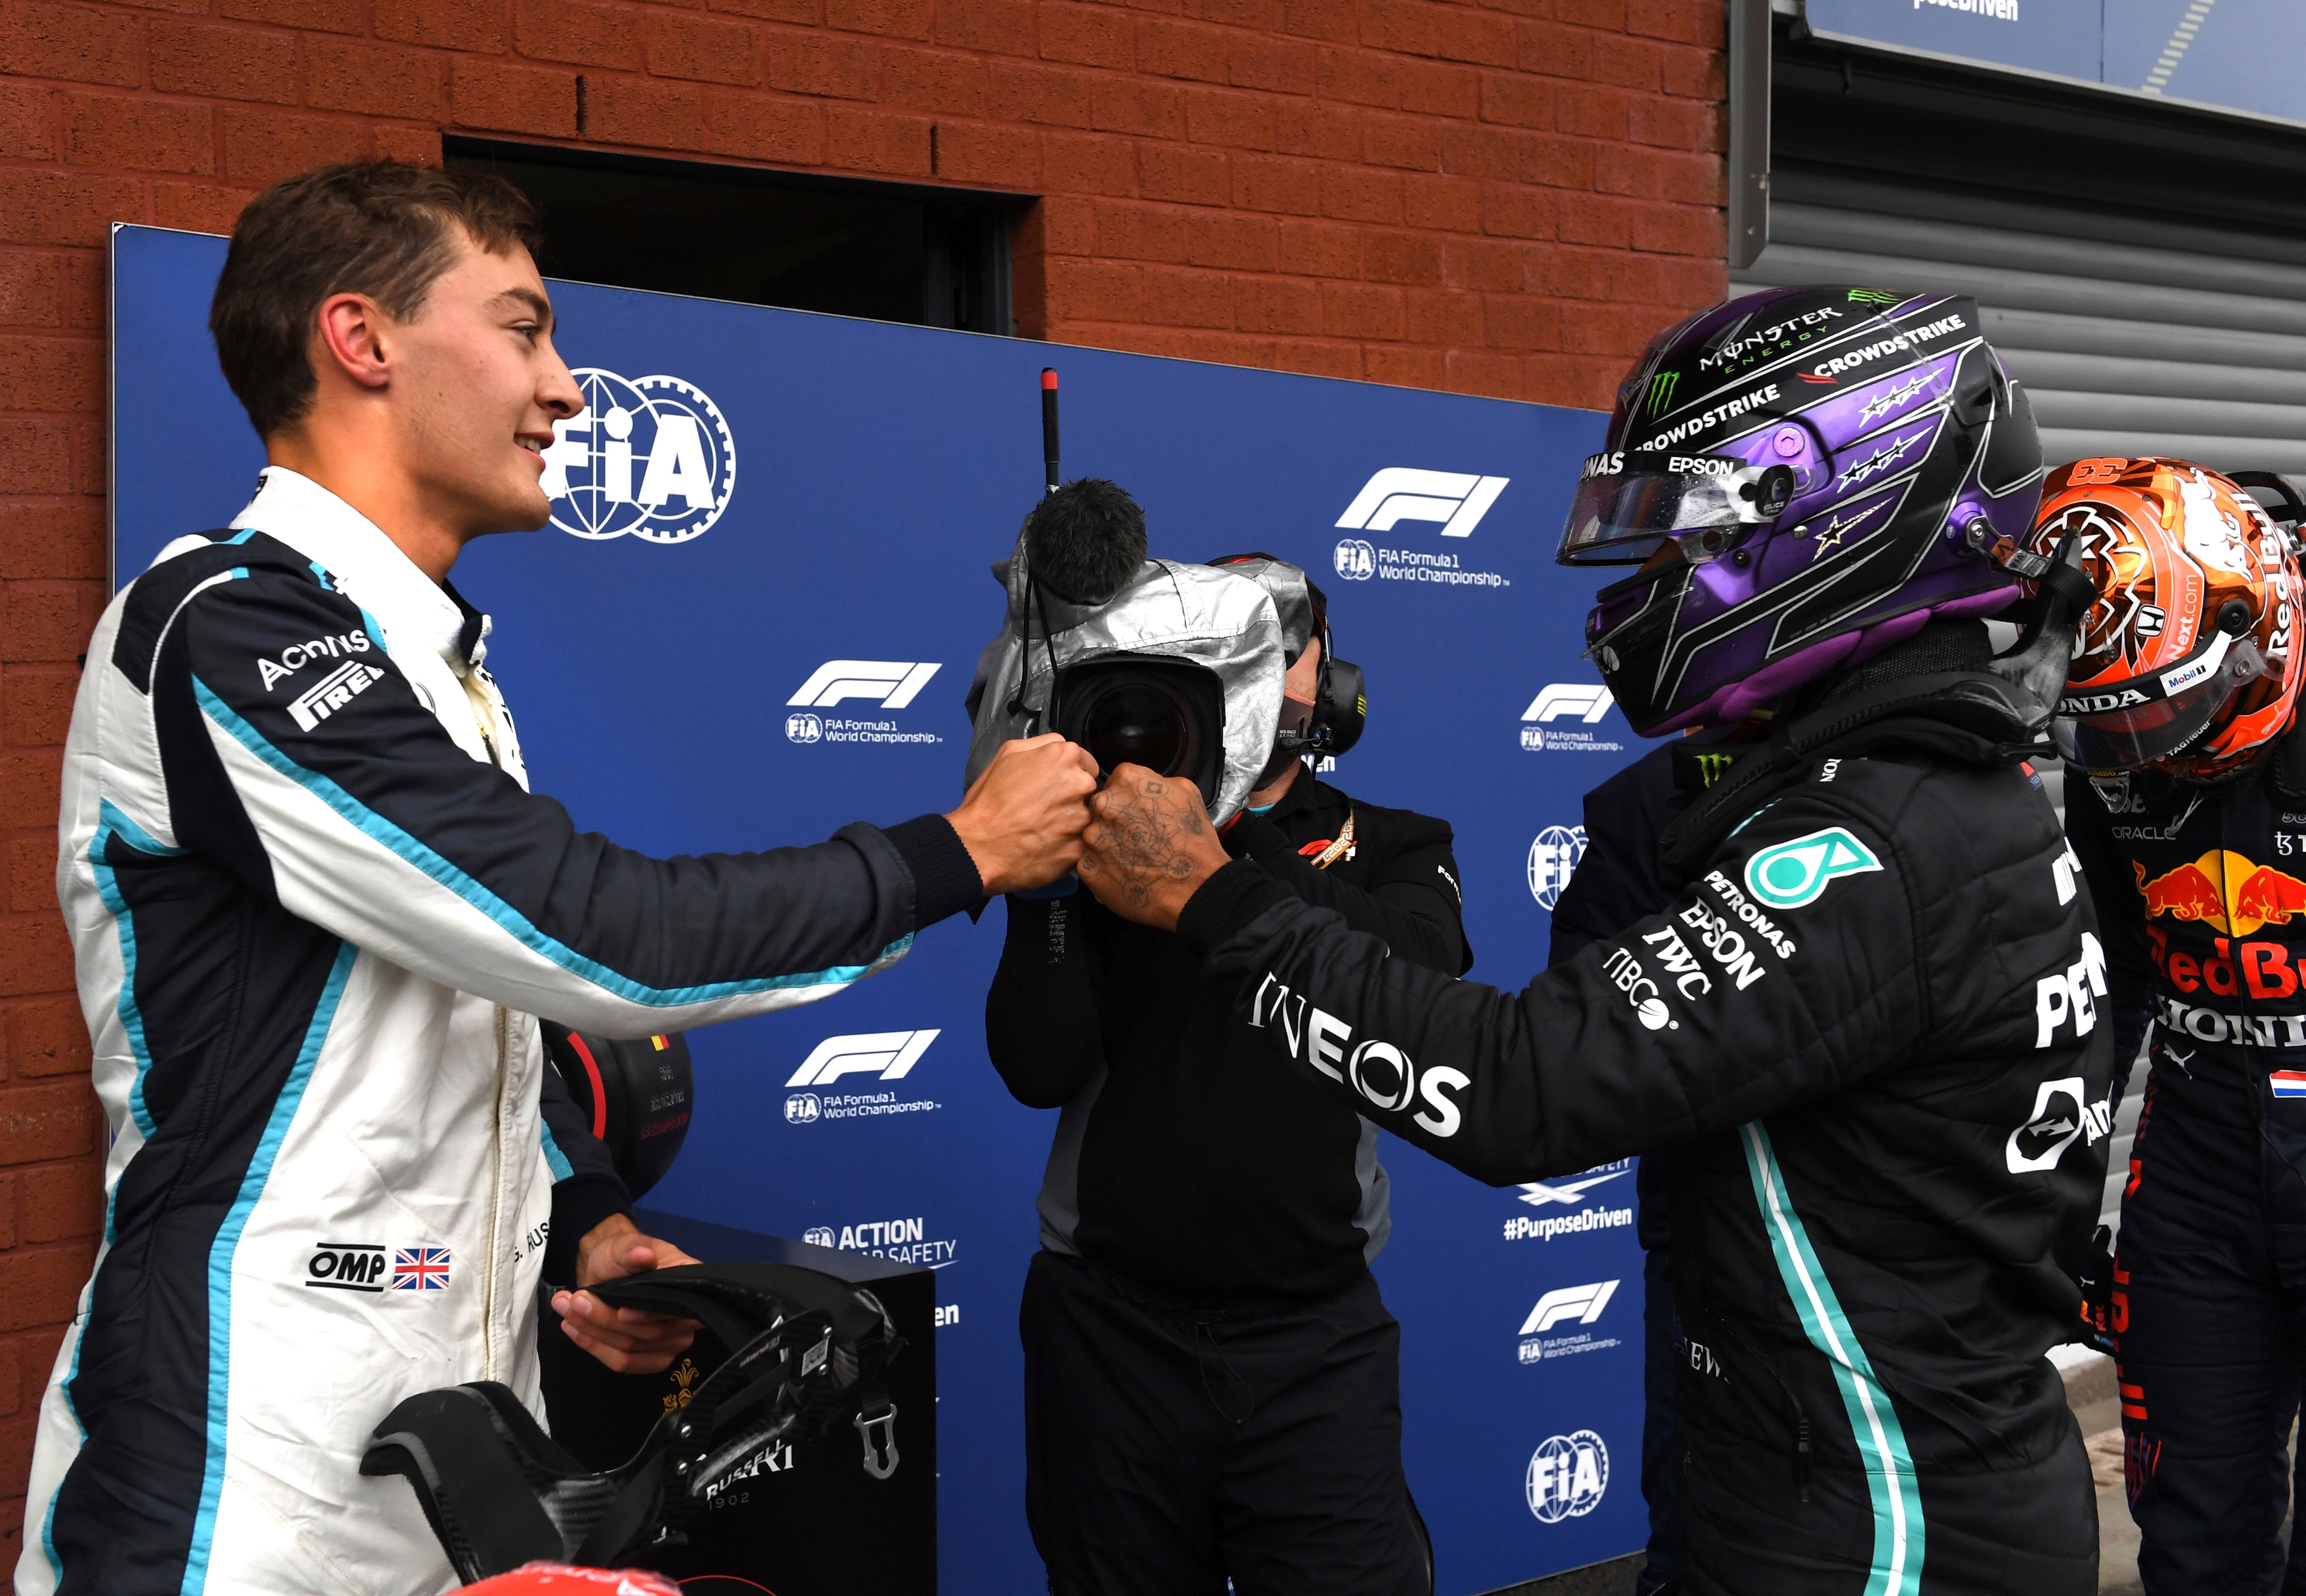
[446,138,1025,335]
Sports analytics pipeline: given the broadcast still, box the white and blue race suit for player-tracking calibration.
[22,468,982,1596]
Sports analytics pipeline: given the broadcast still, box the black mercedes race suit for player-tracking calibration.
[2066,738,2306,1595]
[1171,662,2111,1596]
[986,768,1468,1596]
[1549,738,1750,1596]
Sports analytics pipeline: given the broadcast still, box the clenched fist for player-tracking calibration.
[947,733,1101,895]
[1077,763,1230,930]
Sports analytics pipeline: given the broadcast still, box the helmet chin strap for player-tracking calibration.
[1973,516,2095,732]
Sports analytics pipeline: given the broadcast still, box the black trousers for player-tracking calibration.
[2120,1069,2306,1596]
[1019,1248,1431,1596]
[1678,1429,2095,1596]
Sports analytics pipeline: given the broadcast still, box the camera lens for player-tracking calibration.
[1080,683,1191,775]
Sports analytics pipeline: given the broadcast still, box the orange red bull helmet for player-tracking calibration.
[2023,457,2303,779]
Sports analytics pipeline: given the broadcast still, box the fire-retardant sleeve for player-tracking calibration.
[538,1061,631,1285]
[1222,806,1470,975]
[1178,782,1964,1184]
[2062,766,2154,1096]
[1547,745,1678,969]
[155,564,980,1038]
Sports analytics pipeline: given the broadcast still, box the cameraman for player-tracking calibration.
[984,505,1470,1596]
[25,161,1094,1596]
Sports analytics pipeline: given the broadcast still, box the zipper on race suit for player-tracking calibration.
[457,666,515,1380]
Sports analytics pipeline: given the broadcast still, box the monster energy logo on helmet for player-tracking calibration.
[1647,371,1681,417]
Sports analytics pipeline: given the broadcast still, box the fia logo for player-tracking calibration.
[1527,1430,1609,1523]
[542,368,736,545]
[803,1225,837,1247]
[1336,468,1510,539]
[1334,538,1377,581]
[786,712,823,744]
[1528,825,1587,911]
[785,1092,822,1125]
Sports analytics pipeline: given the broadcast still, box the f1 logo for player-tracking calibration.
[785,1030,940,1088]
[788,661,942,710]
[1336,468,1510,539]
[1520,1280,1619,1335]
[1523,685,1615,724]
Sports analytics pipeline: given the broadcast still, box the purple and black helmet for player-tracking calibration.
[1561,285,2046,735]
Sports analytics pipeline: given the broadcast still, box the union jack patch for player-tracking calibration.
[392,1246,452,1291]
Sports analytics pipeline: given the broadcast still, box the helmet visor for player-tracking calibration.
[2053,632,2269,770]
[1558,451,1791,567]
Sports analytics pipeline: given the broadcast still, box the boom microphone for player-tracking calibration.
[1042,367,1060,497]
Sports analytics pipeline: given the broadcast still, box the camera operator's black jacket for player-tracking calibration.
[1175,658,2111,1593]
[987,772,1470,1302]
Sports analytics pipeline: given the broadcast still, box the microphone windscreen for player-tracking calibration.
[1025,478,1148,604]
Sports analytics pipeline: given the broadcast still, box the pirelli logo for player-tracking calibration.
[287,659,386,732]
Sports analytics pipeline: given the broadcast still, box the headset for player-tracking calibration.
[1207,553,1366,758]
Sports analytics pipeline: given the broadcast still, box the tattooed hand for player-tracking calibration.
[1077,763,1232,930]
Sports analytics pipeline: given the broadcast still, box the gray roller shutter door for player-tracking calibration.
[1731,164,2306,476]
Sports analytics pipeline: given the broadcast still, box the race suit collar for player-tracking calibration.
[228,467,487,674]
[1658,658,2055,884]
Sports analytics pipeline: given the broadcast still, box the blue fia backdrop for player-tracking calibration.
[111,222,1651,1595]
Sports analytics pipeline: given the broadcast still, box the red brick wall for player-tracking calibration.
[0,0,1724,1577]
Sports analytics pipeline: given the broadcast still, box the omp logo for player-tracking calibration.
[1523,685,1614,724]
[786,1030,940,1088]
[1335,469,1510,539]
[1334,538,1377,580]
[287,660,386,732]
[543,368,735,545]
[1527,1431,1609,1523]
[1514,1168,1628,1207]
[802,1226,836,1247]
[1519,1280,1619,1335]
[304,1242,387,1293]
[1529,825,1587,911]
[788,661,942,710]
